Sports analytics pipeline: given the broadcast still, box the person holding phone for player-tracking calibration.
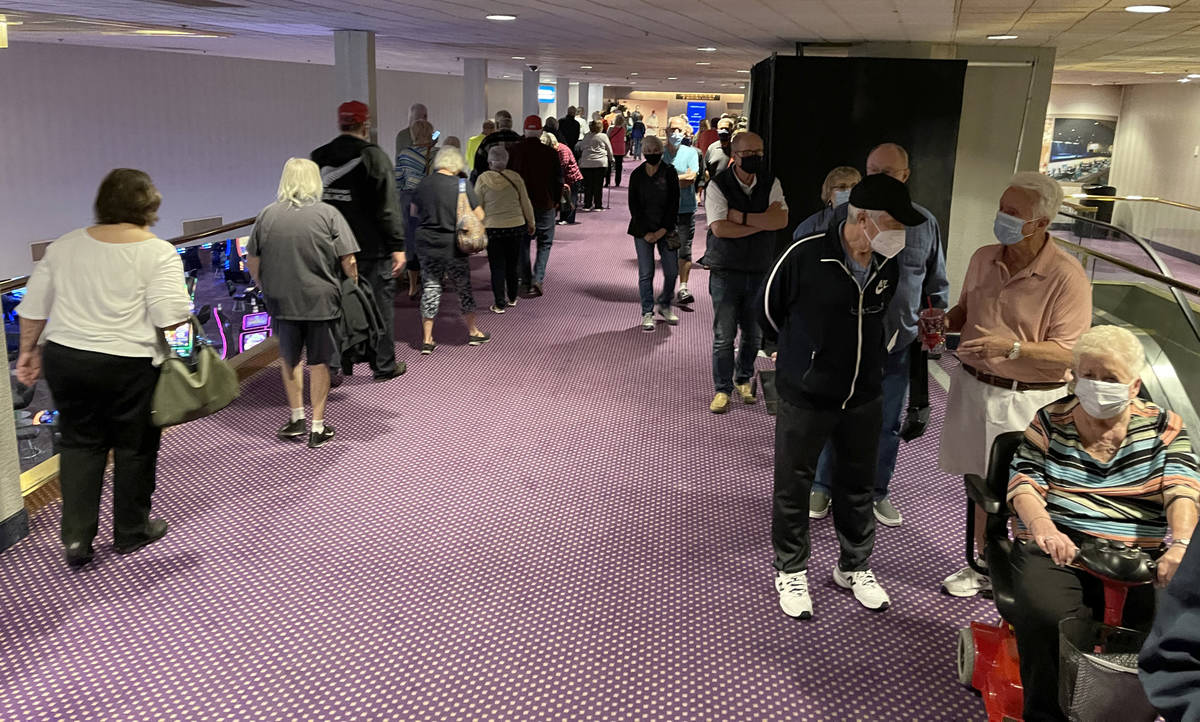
[16,169,193,567]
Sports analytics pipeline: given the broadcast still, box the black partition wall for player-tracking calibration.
[749,55,967,255]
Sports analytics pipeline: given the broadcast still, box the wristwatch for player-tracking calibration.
[1007,341,1022,360]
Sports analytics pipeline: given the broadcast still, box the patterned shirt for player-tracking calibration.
[1008,398,1200,547]
[395,146,431,193]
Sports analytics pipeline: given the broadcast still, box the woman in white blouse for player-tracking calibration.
[16,169,193,567]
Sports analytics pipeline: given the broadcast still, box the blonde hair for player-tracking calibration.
[821,166,861,204]
[1073,325,1144,380]
[410,119,434,145]
[432,146,466,174]
[541,132,558,149]
[1008,171,1065,221]
[276,157,323,207]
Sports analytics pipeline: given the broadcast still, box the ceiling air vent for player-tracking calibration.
[150,0,246,7]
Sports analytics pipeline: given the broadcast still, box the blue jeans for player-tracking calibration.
[634,235,678,314]
[709,270,764,394]
[520,209,557,285]
[813,346,910,500]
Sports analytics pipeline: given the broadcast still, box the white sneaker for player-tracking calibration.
[832,568,891,611]
[640,312,655,332]
[941,565,991,598]
[775,570,813,619]
[656,304,679,325]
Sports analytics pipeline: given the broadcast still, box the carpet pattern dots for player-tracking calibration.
[1,188,992,720]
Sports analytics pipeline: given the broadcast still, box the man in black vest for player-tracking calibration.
[701,131,788,415]
[311,101,406,381]
[761,173,926,620]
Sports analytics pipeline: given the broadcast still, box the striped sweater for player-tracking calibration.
[1007,397,1200,547]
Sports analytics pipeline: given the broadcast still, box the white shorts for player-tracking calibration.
[938,366,1068,477]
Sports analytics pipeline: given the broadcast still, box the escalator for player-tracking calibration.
[1053,207,1200,433]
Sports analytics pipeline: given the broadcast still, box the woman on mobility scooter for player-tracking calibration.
[1004,325,1199,721]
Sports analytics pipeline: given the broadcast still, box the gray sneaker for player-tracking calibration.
[873,497,903,527]
[809,490,831,519]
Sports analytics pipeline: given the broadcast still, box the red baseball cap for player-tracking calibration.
[338,100,370,125]
[523,115,543,132]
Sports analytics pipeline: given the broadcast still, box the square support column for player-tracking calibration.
[464,58,489,143]
[334,30,378,144]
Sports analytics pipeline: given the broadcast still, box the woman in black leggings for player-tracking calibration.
[576,120,613,211]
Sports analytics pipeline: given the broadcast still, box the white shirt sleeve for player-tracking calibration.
[770,178,788,210]
[705,182,728,224]
[145,243,193,328]
[17,245,54,321]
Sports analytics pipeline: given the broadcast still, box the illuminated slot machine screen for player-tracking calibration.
[239,311,272,353]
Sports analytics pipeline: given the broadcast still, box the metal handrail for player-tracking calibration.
[1056,209,1200,344]
[0,217,255,294]
[1067,194,1200,213]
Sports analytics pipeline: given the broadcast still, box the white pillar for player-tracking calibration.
[578,81,590,118]
[464,58,489,143]
[522,68,540,123]
[333,30,378,144]
[589,85,605,118]
[0,371,27,553]
[557,76,571,118]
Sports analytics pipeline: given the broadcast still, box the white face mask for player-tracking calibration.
[867,216,906,259]
[1074,378,1132,419]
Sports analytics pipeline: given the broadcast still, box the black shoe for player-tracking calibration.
[468,332,492,346]
[676,289,695,304]
[277,418,307,441]
[114,519,169,555]
[308,424,335,448]
[63,542,94,567]
[373,362,406,381]
[420,342,436,355]
[530,282,544,298]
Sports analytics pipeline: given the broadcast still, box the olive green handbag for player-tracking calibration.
[151,316,240,428]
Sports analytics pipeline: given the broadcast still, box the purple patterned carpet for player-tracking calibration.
[0,184,992,720]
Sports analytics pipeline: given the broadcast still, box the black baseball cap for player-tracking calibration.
[848,173,926,226]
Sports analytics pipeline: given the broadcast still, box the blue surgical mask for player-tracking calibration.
[993,211,1033,246]
[670,130,684,145]
[833,189,851,207]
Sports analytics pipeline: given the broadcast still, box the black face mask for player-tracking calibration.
[739,155,763,175]
[644,153,663,166]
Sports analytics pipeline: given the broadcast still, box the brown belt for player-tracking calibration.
[962,364,1066,392]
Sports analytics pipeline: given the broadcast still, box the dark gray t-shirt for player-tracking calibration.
[414,172,479,262]
[246,201,360,321]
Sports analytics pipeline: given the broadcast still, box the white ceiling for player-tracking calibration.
[4,0,1200,89]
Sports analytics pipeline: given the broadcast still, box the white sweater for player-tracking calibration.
[18,228,193,363]
[577,132,614,169]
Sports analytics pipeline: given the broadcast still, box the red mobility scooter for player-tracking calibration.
[953,432,1161,722]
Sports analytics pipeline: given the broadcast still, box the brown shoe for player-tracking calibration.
[734,381,758,404]
[710,392,731,414]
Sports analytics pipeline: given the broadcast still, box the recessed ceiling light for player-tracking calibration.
[1189,73,1200,78]
[697,47,716,52]
[697,80,706,84]
[1125,4,1171,12]
[987,34,1019,40]
[738,84,746,88]
[736,70,750,73]
[579,65,592,69]
[511,56,525,60]
[1179,77,1191,83]
[667,76,678,80]
[1146,71,1166,74]
[696,61,711,65]
[485,14,517,20]
[630,72,638,76]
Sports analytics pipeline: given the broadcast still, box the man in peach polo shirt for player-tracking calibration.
[935,171,1092,598]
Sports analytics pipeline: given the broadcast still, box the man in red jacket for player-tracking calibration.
[508,115,563,297]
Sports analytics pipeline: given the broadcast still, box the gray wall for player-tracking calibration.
[0,374,27,552]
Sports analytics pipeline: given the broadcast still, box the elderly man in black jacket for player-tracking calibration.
[761,173,926,620]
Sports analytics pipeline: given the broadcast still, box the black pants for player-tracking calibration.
[582,167,606,209]
[606,156,624,187]
[42,342,163,548]
[560,181,583,223]
[772,395,881,573]
[1010,539,1157,722]
[486,225,524,306]
[357,256,398,375]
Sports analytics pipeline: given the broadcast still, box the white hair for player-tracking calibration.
[276,157,323,207]
[1008,171,1065,221]
[1073,325,1145,380]
[641,135,663,154]
[494,110,513,130]
[487,145,509,170]
[845,204,887,226]
[432,146,466,174]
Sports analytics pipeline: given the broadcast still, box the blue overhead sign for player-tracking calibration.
[686,101,707,133]
[538,84,556,103]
